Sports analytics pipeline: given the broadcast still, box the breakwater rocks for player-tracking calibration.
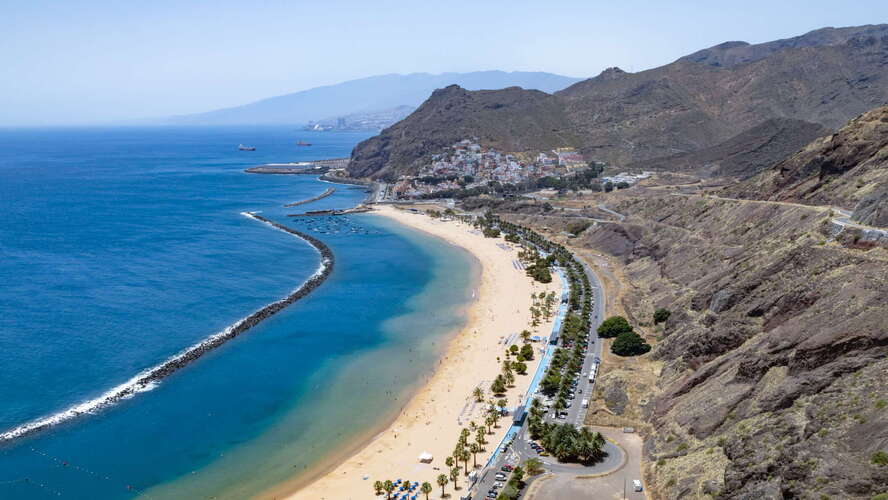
[0,213,334,443]
[284,187,335,207]
[246,158,350,175]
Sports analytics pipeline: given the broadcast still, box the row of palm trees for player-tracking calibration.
[373,479,432,499]
[373,214,564,499]
[373,418,495,499]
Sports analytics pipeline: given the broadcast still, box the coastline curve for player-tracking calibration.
[0,212,334,444]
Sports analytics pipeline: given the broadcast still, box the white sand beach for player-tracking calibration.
[264,205,560,500]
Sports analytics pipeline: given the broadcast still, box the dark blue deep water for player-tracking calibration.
[0,128,475,499]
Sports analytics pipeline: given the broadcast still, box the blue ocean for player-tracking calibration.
[0,127,476,499]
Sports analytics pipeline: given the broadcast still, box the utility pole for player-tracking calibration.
[623,472,627,499]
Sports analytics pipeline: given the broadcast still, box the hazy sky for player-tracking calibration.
[3,0,887,125]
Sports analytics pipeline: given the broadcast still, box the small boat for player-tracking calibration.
[238,144,256,151]
[296,140,312,147]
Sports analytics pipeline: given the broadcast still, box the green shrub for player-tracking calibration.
[653,308,671,324]
[611,331,652,356]
[872,451,888,466]
[597,316,632,338]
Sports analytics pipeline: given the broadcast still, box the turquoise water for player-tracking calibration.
[0,127,475,499]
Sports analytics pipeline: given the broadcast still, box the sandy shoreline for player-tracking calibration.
[260,205,560,500]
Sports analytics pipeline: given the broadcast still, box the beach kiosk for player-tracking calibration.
[418,451,434,464]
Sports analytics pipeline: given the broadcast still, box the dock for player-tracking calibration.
[245,158,350,175]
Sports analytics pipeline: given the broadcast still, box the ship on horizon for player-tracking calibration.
[238,144,256,151]
[296,140,312,147]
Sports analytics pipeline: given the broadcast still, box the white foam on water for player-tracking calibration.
[0,213,328,443]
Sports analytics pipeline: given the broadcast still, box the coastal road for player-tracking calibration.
[561,258,605,428]
[469,260,612,499]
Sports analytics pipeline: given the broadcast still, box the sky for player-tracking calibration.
[2,0,887,126]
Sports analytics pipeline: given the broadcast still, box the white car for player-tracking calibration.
[633,479,643,492]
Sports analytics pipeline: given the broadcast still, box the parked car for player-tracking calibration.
[501,465,513,472]
[633,480,643,492]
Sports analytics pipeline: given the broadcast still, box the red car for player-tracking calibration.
[501,464,514,472]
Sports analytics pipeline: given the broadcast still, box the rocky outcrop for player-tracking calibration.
[853,185,888,227]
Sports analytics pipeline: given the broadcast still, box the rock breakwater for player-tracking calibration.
[284,187,335,207]
[0,213,334,443]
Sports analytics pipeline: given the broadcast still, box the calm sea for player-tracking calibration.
[0,127,475,499]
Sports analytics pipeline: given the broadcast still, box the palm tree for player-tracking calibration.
[505,370,515,387]
[485,414,495,434]
[383,479,395,499]
[445,456,454,468]
[436,474,448,498]
[421,482,432,500]
[449,466,460,490]
[460,428,471,444]
[524,457,544,476]
[374,480,384,497]
[459,447,471,475]
[470,442,481,468]
[520,329,531,343]
[472,386,484,402]
[476,428,486,447]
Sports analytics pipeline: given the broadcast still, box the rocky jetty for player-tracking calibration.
[284,187,335,207]
[0,213,335,443]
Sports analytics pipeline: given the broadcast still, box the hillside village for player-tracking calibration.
[387,139,650,199]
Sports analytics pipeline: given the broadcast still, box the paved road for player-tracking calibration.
[468,258,613,500]
[528,428,646,500]
[597,203,626,222]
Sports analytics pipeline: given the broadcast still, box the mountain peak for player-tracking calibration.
[598,67,627,78]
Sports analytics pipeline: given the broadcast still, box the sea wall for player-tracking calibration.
[0,214,335,443]
[284,187,335,207]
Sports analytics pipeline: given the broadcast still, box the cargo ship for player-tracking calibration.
[238,144,256,151]
[296,140,312,146]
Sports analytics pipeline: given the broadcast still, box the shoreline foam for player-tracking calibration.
[0,212,333,444]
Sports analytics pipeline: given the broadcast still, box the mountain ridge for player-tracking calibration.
[166,71,583,127]
[348,24,888,179]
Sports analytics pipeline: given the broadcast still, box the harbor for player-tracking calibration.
[245,158,350,174]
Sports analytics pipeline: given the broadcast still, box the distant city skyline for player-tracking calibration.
[3,0,888,125]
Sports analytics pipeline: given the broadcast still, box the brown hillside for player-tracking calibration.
[348,85,578,179]
[725,105,888,224]
[628,117,830,178]
[348,24,888,179]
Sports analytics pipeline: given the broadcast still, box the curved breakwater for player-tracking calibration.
[0,212,334,443]
[284,187,335,207]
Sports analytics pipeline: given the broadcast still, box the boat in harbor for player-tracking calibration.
[296,140,312,147]
[238,144,256,151]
